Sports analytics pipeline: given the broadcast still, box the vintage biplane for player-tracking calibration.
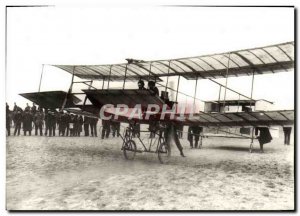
[20,41,295,163]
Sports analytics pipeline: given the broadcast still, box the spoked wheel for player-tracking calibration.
[158,141,171,164]
[123,139,137,160]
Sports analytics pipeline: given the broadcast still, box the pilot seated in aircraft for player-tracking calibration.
[160,91,175,109]
[148,81,159,96]
[138,79,146,90]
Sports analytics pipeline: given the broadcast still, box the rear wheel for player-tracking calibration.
[158,141,171,164]
[123,139,136,160]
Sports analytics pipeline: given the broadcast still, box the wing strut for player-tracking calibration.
[222,53,231,112]
[156,82,204,102]
[102,77,105,89]
[38,64,44,92]
[123,64,128,89]
[107,65,112,89]
[175,75,181,102]
[193,76,198,110]
[217,85,222,112]
[61,66,76,110]
[250,69,255,110]
[148,62,152,81]
[209,78,254,101]
[83,80,93,107]
[165,60,171,92]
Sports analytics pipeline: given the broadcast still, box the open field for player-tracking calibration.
[6,128,294,210]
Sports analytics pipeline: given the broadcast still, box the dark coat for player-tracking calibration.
[34,112,44,126]
[255,127,272,145]
[150,87,159,96]
[90,118,98,125]
[102,119,110,129]
[6,105,11,127]
[78,116,83,132]
[188,126,203,141]
[48,113,56,127]
[23,112,33,131]
[14,112,23,124]
[59,114,68,127]
[84,116,90,124]
[31,105,37,115]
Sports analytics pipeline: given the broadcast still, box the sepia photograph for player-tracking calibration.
[5,4,295,211]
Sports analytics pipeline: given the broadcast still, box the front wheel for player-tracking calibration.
[123,139,136,160]
[158,141,171,164]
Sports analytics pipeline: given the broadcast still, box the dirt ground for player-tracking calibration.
[6,127,294,210]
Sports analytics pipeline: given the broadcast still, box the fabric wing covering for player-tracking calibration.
[19,91,81,109]
[52,41,294,81]
[83,89,164,108]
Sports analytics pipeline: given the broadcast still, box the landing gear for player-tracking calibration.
[157,141,171,164]
[123,139,136,160]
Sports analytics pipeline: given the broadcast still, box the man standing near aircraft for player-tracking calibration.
[13,102,18,112]
[78,115,83,136]
[90,117,98,137]
[31,103,37,115]
[165,122,185,157]
[6,103,11,136]
[25,103,31,112]
[83,116,90,136]
[58,111,64,136]
[101,119,110,139]
[34,111,44,136]
[48,111,56,137]
[65,111,71,136]
[283,127,292,145]
[14,110,22,136]
[188,126,203,148]
[44,109,49,136]
[23,110,33,136]
[255,127,272,152]
[111,120,121,137]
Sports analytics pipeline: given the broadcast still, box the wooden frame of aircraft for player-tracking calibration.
[20,41,295,163]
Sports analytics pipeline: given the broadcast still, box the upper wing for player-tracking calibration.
[52,41,294,81]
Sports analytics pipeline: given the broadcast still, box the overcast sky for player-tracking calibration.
[6,6,294,110]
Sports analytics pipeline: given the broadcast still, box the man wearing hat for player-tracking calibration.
[23,110,33,136]
[14,110,22,136]
[148,80,159,96]
[34,111,44,136]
